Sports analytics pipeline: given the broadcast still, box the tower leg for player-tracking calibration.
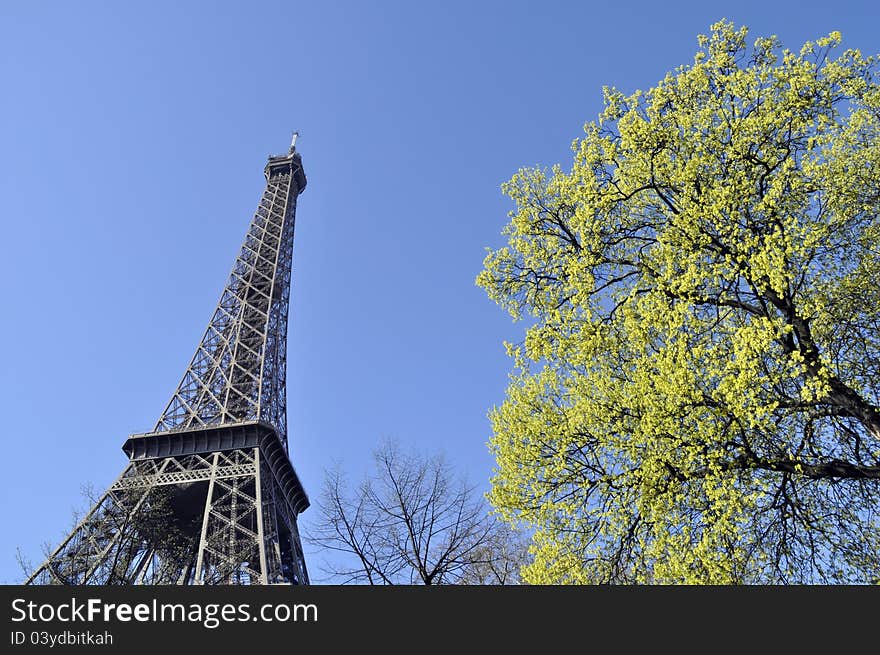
[30,434,309,585]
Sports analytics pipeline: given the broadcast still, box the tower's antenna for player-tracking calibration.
[290,130,300,151]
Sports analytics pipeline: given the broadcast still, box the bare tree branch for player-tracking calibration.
[306,440,528,585]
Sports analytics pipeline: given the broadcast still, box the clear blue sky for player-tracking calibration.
[1,0,877,583]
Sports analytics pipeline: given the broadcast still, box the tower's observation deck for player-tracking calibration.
[266,149,307,189]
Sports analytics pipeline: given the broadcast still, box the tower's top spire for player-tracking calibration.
[290,130,300,153]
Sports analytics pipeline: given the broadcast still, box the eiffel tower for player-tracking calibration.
[27,135,310,585]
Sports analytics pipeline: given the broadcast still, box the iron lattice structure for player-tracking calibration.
[28,138,310,585]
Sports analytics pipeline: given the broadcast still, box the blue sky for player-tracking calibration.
[1,0,877,583]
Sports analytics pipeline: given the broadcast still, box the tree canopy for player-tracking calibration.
[477,21,880,583]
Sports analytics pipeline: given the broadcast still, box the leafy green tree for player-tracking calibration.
[477,20,880,583]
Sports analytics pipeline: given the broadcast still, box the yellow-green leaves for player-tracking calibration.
[479,21,880,584]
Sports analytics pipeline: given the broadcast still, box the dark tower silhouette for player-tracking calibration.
[28,136,310,585]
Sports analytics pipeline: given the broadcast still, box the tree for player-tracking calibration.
[308,441,527,584]
[457,522,530,585]
[477,21,880,584]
